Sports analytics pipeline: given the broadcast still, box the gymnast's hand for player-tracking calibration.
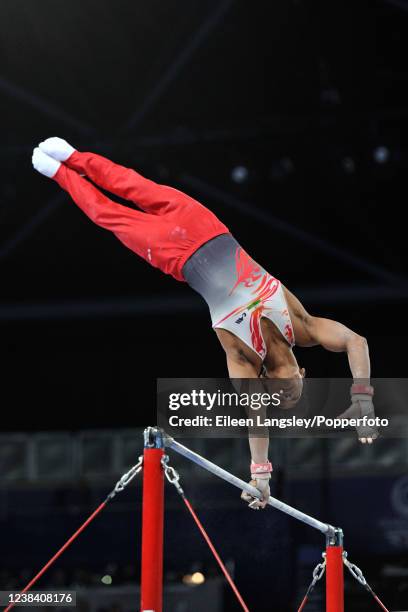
[241,478,270,510]
[337,383,378,444]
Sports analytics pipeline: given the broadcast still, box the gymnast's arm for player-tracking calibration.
[224,357,270,466]
[303,317,370,380]
[221,350,271,509]
[283,286,370,380]
[303,317,379,443]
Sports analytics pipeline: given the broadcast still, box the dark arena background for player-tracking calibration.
[1,1,408,611]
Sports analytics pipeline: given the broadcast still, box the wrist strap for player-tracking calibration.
[251,461,273,475]
[351,384,374,396]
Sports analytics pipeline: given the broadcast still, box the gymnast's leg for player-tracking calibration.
[33,142,229,279]
[38,137,198,216]
[32,147,154,258]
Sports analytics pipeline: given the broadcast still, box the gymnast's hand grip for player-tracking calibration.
[337,387,378,444]
[241,478,271,510]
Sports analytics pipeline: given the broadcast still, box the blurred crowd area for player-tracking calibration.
[1,565,224,612]
[1,565,137,590]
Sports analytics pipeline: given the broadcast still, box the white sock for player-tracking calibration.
[32,148,61,178]
[38,137,76,162]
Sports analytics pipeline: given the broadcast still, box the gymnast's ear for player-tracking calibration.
[299,367,306,378]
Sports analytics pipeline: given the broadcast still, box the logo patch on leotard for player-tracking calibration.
[235,312,247,324]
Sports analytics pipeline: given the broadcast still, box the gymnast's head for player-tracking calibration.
[262,364,305,409]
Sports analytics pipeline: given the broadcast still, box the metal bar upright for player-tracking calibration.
[140,428,165,612]
[326,529,344,612]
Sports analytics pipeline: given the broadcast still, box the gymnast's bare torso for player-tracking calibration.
[32,137,377,509]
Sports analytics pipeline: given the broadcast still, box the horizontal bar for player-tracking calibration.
[166,436,333,536]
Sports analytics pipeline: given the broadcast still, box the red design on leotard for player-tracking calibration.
[215,250,279,327]
[214,247,294,356]
[284,323,294,344]
[249,307,266,357]
[229,248,262,295]
[254,273,279,302]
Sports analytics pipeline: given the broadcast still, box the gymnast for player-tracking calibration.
[32,138,377,509]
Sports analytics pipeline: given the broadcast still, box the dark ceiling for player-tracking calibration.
[1,0,407,301]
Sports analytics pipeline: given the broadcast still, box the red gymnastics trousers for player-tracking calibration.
[54,151,229,281]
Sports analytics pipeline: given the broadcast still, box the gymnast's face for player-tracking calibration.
[277,376,304,409]
[263,365,305,408]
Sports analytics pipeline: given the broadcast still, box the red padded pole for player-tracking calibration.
[326,544,344,612]
[140,442,165,612]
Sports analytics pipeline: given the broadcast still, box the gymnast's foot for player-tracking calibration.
[32,148,61,178]
[39,136,76,162]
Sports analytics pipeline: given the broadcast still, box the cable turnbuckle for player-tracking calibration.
[300,554,326,605]
[343,552,367,587]
[312,559,326,585]
[162,455,184,496]
[107,456,143,500]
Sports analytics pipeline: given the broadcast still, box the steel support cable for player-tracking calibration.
[343,555,390,612]
[296,553,391,612]
[3,458,143,612]
[162,456,250,612]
